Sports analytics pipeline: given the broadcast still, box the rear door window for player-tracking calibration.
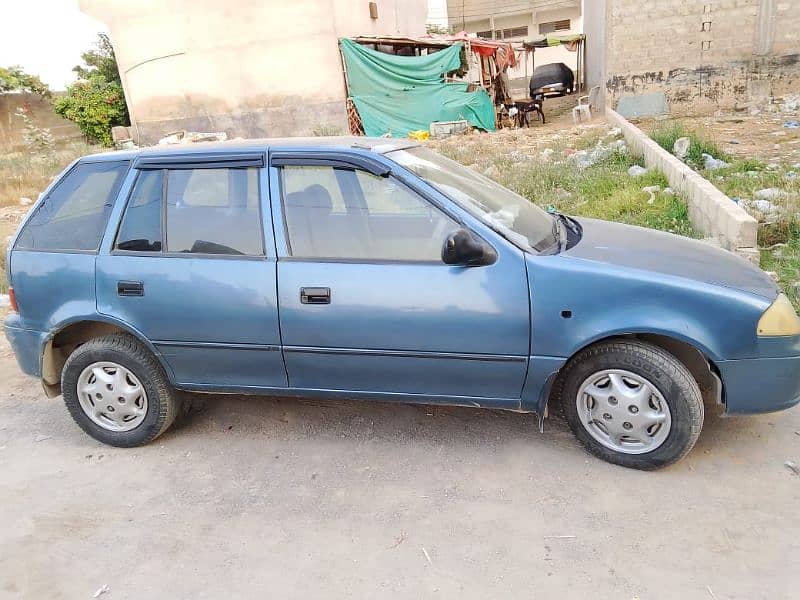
[114,166,264,256]
[16,161,128,251]
[166,168,263,255]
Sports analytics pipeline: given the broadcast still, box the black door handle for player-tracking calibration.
[300,287,330,305]
[118,281,144,297]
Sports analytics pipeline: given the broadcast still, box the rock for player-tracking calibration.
[786,171,798,180]
[673,137,691,160]
[541,148,555,160]
[765,271,780,282]
[628,165,648,177]
[0,295,9,308]
[642,185,660,205]
[767,162,780,170]
[606,127,622,138]
[702,153,730,170]
[752,199,780,214]
[19,197,33,206]
[755,188,789,201]
[663,187,674,196]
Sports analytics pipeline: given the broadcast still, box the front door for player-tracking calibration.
[271,153,530,404]
[97,156,287,390]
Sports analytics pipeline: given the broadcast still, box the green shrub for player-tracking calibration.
[53,76,127,147]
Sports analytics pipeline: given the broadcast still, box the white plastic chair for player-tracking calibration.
[573,85,601,123]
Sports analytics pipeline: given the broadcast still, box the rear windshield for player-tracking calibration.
[16,161,128,252]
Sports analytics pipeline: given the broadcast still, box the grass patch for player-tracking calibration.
[435,134,697,238]
[0,141,96,209]
[650,121,728,168]
[0,141,99,294]
[761,239,800,310]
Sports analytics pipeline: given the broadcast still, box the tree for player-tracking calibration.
[0,66,50,96]
[54,33,129,147]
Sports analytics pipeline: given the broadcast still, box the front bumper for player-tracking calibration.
[4,316,44,378]
[718,354,800,415]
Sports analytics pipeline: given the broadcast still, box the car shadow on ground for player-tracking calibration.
[164,391,786,468]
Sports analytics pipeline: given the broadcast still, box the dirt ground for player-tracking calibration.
[1,331,799,599]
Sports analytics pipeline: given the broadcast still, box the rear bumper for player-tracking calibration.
[718,355,800,415]
[3,317,43,378]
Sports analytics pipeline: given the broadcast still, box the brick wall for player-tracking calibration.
[605,0,800,114]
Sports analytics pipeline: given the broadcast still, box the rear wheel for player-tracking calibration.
[62,334,180,447]
[559,340,704,470]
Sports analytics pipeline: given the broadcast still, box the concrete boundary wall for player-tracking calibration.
[606,108,759,264]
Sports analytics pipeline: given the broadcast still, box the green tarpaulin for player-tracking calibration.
[340,38,495,138]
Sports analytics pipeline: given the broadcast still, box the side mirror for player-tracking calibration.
[441,228,496,266]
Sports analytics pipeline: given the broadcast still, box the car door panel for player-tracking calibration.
[272,154,531,401]
[96,255,285,387]
[96,158,287,389]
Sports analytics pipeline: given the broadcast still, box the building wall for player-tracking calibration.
[0,93,82,151]
[79,0,427,143]
[605,0,800,114]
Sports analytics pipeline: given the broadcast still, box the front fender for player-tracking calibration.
[526,254,770,363]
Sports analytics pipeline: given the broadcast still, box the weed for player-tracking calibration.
[650,121,728,168]
[761,239,800,310]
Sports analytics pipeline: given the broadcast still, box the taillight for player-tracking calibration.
[8,287,18,313]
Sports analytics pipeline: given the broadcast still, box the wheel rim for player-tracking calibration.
[575,369,672,455]
[77,361,148,432]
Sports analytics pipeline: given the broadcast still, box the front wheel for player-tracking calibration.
[62,334,180,447]
[558,340,704,470]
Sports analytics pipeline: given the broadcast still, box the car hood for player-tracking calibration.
[564,218,778,300]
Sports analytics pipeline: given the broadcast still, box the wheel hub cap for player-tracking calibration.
[576,369,671,454]
[77,362,148,432]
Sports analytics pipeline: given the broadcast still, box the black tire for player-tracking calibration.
[62,334,180,447]
[557,340,704,470]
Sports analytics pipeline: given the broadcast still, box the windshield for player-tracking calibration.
[387,146,557,252]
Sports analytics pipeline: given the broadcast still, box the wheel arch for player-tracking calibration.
[40,316,174,398]
[543,332,723,417]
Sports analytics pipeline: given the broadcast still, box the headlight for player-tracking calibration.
[757,293,800,336]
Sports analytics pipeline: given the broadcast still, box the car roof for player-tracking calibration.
[80,136,419,162]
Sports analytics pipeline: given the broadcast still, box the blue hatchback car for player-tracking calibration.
[5,138,800,469]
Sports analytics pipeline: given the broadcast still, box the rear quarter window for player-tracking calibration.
[15,161,128,252]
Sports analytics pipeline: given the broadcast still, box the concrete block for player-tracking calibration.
[607,107,759,262]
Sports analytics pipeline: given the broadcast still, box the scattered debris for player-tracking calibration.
[751,199,780,215]
[0,295,9,308]
[755,188,789,201]
[606,127,622,138]
[627,165,648,177]
[422,547,432,564]
[642,185,661,204]
[663,187,675,196]
[765,271,780,282]
[429,119,469,138]
[541,148,555,160]
[19,197,33,206]
[784,121,800,129]
[388,532,407,549]
[673,136,690,160]
[785,461,800,476]
[157,130,228,145]
[408,130,429,141]
[93,584,110,598]
[702,153,730,170]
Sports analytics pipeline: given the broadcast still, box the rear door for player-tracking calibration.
[96,153,287,390]
[270,150,530,405]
